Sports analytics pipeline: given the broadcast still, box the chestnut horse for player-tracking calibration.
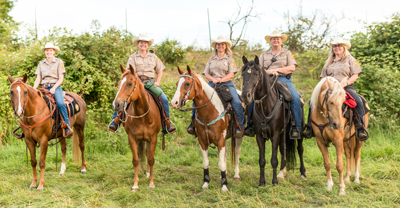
[310,77,369,195]
[8,74,86,190]
[171,65,242,192]
[113,64,161,191]
[241,56,304,186]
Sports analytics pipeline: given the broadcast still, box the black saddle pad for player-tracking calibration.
[342,94,370,119]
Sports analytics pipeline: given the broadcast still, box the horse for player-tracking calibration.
[309,76,369,196]
[241,56,306,186]
[8,74,87,190]
[170,65,243,192]
[113,64,162,191]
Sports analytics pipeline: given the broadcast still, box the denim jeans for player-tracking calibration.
[45,86,70,126]
[247,76,302,130]
[111,79,170,128]
[191,81,245,130]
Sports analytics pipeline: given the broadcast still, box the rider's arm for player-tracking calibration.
[33,75,41,89]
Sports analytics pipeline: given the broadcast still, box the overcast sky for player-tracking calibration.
[10,0,400,48]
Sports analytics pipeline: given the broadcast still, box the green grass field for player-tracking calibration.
[1,52,399,207]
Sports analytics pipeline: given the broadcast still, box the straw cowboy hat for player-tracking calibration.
[329,37,351,49]
[211,36,232,49]
[265,30,288,44]
[41,42,60,53]
[132,34,154,47]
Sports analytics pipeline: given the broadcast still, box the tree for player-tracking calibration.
[0,0,19,48]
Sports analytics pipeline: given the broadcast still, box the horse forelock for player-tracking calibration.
[310,77,345,109]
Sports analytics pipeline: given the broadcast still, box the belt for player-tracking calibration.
[40,83,56,88]
[139,76,153,80]
[278,73,292,79]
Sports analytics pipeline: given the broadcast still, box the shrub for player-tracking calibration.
[152,38,187,65]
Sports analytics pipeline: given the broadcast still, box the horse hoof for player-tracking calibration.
[202,182,209,189]
[131,186,139,191]
[36,188,43,191]
[29,186,37,190]
[301,175,307,179]
[149,185,155,189]
[354,179,360,183]
[233,177,240,181]
[339,191,346,196]
[81,170,87,174]
[221,185,228,192]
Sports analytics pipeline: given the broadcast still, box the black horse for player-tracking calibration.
[241,55,306,186]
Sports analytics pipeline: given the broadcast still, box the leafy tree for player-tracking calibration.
[0,0,19,48]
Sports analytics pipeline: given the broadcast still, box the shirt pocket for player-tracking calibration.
[276,54,287,66]
[222,62,229,75]
[339,62,351,77]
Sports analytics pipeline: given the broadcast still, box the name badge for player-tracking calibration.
[224,62,228,66]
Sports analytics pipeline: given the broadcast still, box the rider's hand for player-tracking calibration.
[50,87,56,94]
[154,82,160,87]
[212,79,219,84]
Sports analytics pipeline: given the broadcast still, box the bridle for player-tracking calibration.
[10,81,28,117]
[316,89,332,119]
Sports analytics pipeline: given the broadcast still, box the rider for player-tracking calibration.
[33,42,73,138]
[187,35,245,138]
[244,30,302,139]
[108,34,176,134]
[302,37,367,139]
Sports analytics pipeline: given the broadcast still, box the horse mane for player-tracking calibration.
[195,73,225,114]
[310,76,345,110]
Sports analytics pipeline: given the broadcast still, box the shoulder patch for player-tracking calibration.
[157,57,162,63]
[354,60,360,67]
[232,61,236,68]
[290,54,295,60]
[60,62,65,69]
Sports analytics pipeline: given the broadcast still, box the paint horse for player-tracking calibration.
[113,64,162,191]
[171,65,243,192]
[309,77,369,195]
[8,74,87,190]
[241,56,305,186]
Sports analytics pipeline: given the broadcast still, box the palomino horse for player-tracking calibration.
[8,74,87,190]
[113,64,161,190]
[241,56,305,186]
[171,65,243,192]
[310,77,369,195]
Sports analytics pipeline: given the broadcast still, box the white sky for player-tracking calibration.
[10,0,400,48]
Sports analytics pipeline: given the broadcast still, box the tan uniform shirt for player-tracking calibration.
[320,55,362,83]
[259,48,297,70]
[126,51,165,79]
[35,57,66,84]
[203,54,237,78]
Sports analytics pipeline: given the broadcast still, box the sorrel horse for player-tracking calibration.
[241,56,305,186]
[8,74,86,190]
[113,64,162,191]
[309,77,369,196]
[171,65,242,192]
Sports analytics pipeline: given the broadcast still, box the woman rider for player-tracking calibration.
[187,35,245,138]
[108,34,176,134]
[302,37,367,139]
[33,42,73,137]
[244,30,302,138]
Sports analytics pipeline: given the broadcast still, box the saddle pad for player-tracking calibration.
[39,88,74,105]
[215,85,233,109]
[342,94,370,119]
[275,80,294,102]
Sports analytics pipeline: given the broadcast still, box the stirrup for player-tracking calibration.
[163,120,177,134]
[289,126,301,139]
[108,122,119,133]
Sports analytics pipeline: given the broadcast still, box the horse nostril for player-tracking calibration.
[175,101,178,105]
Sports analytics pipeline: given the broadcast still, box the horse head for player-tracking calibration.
[113,64,141,112]
[171,65,196,109]
[8,74,29,118]
[241,55,261,104]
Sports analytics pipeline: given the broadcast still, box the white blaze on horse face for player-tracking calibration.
[171,77,185,108]
[16,86,23,115]
[113,77,127,109]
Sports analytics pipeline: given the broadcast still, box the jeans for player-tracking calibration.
[247,76,302,130]
[111,79,170,129]
[191,81,245,130]
[45,86,70,126]
[344,85,364,125]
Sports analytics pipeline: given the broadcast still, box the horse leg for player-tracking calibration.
[218,138,228,192]
[354,141,363,183]
[277,134,286,179]
[147,138,157,189]
[234,137,243,180]
[297,138,306,178]
[75,126,86,173]
[127,136,140,190]
[199,143,210,189]
[59,138,67,175]
[37,138,49,190]
[256,135,267,186]
[316,139,333,191]
[271,134,280,185]
[343,139,352,182]
[25,138,37,189]
[335,141,346,196]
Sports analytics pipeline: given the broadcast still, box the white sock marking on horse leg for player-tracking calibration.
[221,185,228,192]
[218,147,227,172]
[234,138,243,179]
[327,179,334,191]
[59,163,66,175]
[16,86,23,115]
[277,167,286,179]
[146,172,150,178]
[112,77,126,109]
[200,145,210,189]
[354,170,360,183]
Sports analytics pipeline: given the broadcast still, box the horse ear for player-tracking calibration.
[254,55,259,65]
[242,56,248,64]
[22,73,28,83]
[177,66,184,75]
[340,77,348,88]
[187,65,192,74]
[129,64,136,76]
[326,77,334,89]
[120,64,126,74]
[7,74,14,83]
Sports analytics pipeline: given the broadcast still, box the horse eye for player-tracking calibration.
[185,82,190,86]
[24,91,28,95]
[10,91,13,96]
[330,101,334,105]
[127,82,133,87]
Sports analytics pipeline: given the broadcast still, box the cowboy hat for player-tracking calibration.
[265,30,288,44]
[132,34,154,47]
[329,37,351,49]
[41,42,60,53]
[211,36,232,49]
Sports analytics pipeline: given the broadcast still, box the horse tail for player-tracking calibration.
[72,128,80,163]
[285,136,297,170]
[138,141,146,172]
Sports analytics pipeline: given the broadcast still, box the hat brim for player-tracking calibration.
[211,40,232,49]
[265,34,288,44]
[329,42,351,50]
[133,38,154,47]
[42,46,60,53]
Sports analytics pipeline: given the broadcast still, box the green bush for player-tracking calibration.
[153,38,187,64]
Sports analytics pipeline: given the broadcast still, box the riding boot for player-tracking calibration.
[353,110,369,141]
[109,112,122,132]
[187,123,195,135]
[302,106,314,138]
[244,120,255,137]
